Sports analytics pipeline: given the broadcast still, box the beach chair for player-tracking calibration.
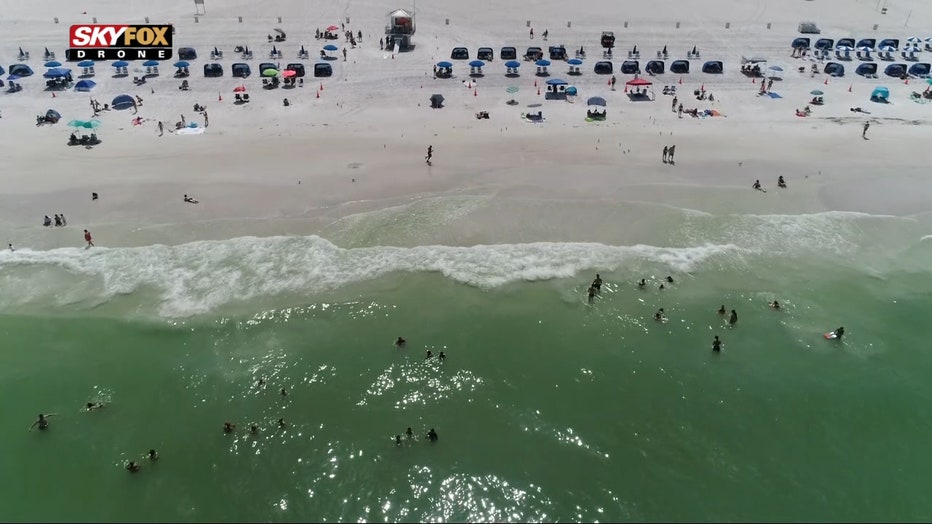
[243,94,250,103]
[44,50,56,61]
[18,50,30,61]
[235,93,243,102]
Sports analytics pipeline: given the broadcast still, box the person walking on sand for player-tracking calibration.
[862,121,870,139]
[158,121,164,137]
[662,145,669,163]
[203,111,208,127]
[529,28,534,39]
[425,145,433,164]
[84,229,94,247]
[667,145,676,163]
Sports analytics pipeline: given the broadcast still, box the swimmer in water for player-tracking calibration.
[280,388,287,397]
[729,309,738,325]
[712,336,722,352]
[592,274,603,292]
[587,285,597,303]
[85,402,105,411]
[426,428,438,442]
[659,284,665,290]
[250,423,259,434]
[666,276,674,283]
[395,337,406,347]
[278,418,287,428]
[395,434,402,446]
[654,308,666,321]
[718,305,726,315]
[223,422,236,433]
[147,449,159,461]
[438,351,446,361]
[126,461,141,473]
[769,300,781,310]
[256,378,266,387]
[426,350,433,359]
[833,327,845,340]
[638,278,646,289]
[405,427,414,439]
[29,413,57,431]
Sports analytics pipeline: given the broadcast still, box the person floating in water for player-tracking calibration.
[126,461,141,473]
[777,176,787,188]
[753,179,765,192]
[654,308,666,322]
[280,388,287,397]
[832,327,845,340]
[712,335,722,352]
[729,309,738,325]
[718,305,726,315]
[638,278,646,289]
[278,418,287,428]
[395,434,402,446]
[405,427,414,440]
[769,300,781,310]
[659,284,665,290]
[250,423,259,434]
[438,351,446,362]
[30,413,57,431]
[592,274,603,292]
[587,285,597,303]
[147,449,159,461]
[426,350,434,359]
[666,276,674,284]
[395,337,406,347]
[223,422,236,433]
[426,428,438,442]
[85,402,105,411]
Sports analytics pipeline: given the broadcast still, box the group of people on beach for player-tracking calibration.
[42,214,67,227]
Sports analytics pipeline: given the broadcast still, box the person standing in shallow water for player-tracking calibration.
[425,145,433,165]
[712,336,722,352]
[729,309,738,325]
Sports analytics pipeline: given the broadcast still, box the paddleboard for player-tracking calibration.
[824,332,837,340]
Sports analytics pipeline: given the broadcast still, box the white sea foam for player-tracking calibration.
[0,236,741,317]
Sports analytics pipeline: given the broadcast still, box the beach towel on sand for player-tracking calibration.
[176,127,205,135]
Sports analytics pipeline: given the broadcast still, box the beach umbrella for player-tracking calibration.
[858,46,873,52]
[927,78,932,85]
[587,96,607,106]
[906,37,921,44]
[68,119,101,128]
[567,58,583,65]
[74,79,96,91]
[768,65,783,72]
[233,85,246,92]
[505,60,521,68]
[506,86,519,94]
[327,25,339,31]
[323,44,338,52]
[271,46,278,55]
[282,69,296,78]
[77,60,95,67]
[142,60,159,67]
[662,45,668,55]
[535,59,551,67]
[810,89,824,96]
[173,61,190,68]
[111,94,136,110]
[632,45,638,54]
[836,45,853,52]
[880,45,896,52]
[112,60,129,68]
[44,61,62,68]
[213,46,220,55]
[300,45,306,54]
[903,45,920,53]
[566,86,577,96]
[262,68,278,77]
[7,74,21,81]
[468,60,485,68]
[436,61,453,68]
[43,68,71,78]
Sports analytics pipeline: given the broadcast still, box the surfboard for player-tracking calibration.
[824,332,837,340]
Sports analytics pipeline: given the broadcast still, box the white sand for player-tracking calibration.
[2,0,930,250]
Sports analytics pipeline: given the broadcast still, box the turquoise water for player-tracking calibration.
[2,209,932,522]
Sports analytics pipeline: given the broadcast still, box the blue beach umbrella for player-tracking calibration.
[468,60,485,68]
[323,44,338,52]
[505,60,521,68]
[142,60,160,67]
[535,59,551,67]
[436,61,453,68]
[568,58,583,65]
[173,60,190,68]
[44,60,62,67]
[112,60,129,68]
[7,74,21,81]
[77,60,95,67]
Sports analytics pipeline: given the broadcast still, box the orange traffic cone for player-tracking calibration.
[678,76,683,84]
[904,78,909,85]
[534,79,538,87]
[752,77,756,83]
[537,87,541,96]
[608,79,612,86]
[848,84,852,92]
[824,77,828,85]
[624,85,628,93]
[473,88,477,96]
[52,92,56,98]
[316,90,320,98]
[218,93,222,102]
[320,83,323,90]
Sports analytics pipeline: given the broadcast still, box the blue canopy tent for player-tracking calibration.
[545,78,568,99]
[43,68,71,78]
[884,63,907,77]
[702,61,724,74]
[9,64,33,76]
[646,60,664,74]
[856,63,878,77]
[908,63,930,76]
[112,94,136,110]
[232,63,251,78]
[594,61,613,74]
[75,79,96,91]
[621,60,640,74]
[436,61,453,78]
[670,60,689,74]
[313,62,332,77]
[870,86,889,102]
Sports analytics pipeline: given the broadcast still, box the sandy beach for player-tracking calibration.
[1,0,930,252]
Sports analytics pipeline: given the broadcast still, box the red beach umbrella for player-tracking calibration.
[327,25,339,31]
[233,85,246,92]
[282,69,296,78]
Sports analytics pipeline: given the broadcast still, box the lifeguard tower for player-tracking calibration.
[385,9,415,51]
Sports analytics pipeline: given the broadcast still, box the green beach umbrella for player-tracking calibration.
[927,78,932,85]
[68,119,101,129]
[810,89,824,96]
[262,68,278,77]
[506,86,519,94]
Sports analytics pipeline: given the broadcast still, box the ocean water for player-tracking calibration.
[2,206,932,522]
